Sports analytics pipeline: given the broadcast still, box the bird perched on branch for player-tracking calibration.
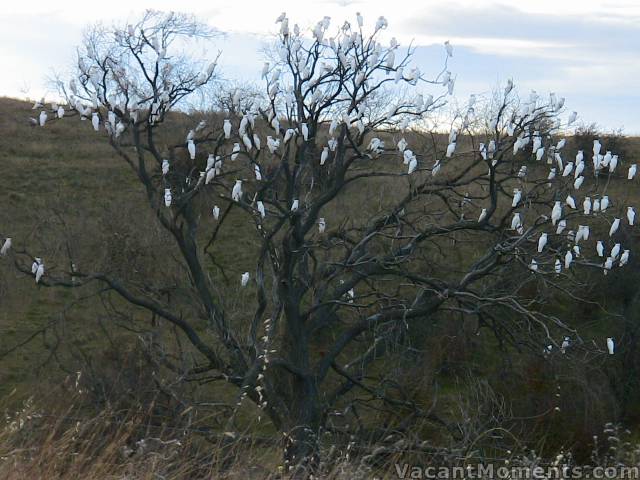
[32,258,44,283]
[0,238,11,256]
[607,338,615,355]
[232,180,243,202]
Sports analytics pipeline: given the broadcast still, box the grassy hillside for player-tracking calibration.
[2,96,640,474]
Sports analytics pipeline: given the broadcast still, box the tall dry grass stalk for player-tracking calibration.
[2,392,640,479]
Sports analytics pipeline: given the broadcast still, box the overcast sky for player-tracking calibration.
[2,0,638,133]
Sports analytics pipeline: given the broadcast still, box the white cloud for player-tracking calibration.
[0,0,638,132]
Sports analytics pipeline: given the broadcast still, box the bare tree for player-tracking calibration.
[5,10,636,476]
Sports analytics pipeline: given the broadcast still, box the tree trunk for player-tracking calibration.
[282,378,322,478]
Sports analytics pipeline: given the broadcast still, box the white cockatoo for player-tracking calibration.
[241,272,250,287]
[609,218,620,237]
[205,167,216,185]
[556,219,567,235]
[212,205,220,220]
[39,110,47,126]
[231,180,243,202]
[283,128,296,144]
[329,118,338,136]
[91,112,100,131]
[610,243,621,260]
[254,164,262,181]
[386,50,395,69]
[35,260,45,283]
[512,189,522,207]
[574,161,584,178]
[256,201,266,218]
[604,257,613,275]
[0,238,11,256]
[619,249,630,267]
[628,164,637,180]
[627,207,636,226]
[478,208,487,222]
[162,159,170,176]
[555,152,563,169]
[574,176,584,190]
[320,147,329,165]
[223,119,231,139]
[593,140,602,156]
[57,106,65,119]
[575,225,589,243]
[187,140,196,160]
[231,143,241,161]
[242,134,252,151]
[368,137,383,153]
[607,337,615,355]
[513,137,524,155]
[449,128,458,144]
[538,233,548,253]
[196,120,207,132]
[407,155,417,174]
[479,143,487,160]
[301,123,309,141]
[529,259,538,272]
[253,134,261,150]
[504,78,514,95]
[291,199,299,212]
[566,195,576,209]
[562,162,574,177]
[551,201,562,225]
[446,142,456,158]
[444,40,453,57]
[583,197,592,215]
[555,259,562,275]
[596,241,604,257]
[564,250,573,269]
[511,213,522,231]
[601,196,610,212]
[318,217,326,233]
[164,188,172,207]
[267,136,280,153]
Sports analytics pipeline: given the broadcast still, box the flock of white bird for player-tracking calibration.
[7,12,631,357]
[516,134,635,281]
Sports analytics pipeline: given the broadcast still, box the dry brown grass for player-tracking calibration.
[2,391,640,479]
